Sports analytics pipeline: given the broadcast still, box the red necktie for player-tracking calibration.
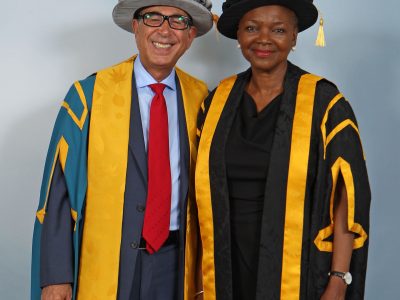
[142,83,172,254]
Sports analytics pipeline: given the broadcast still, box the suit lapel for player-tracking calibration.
[128,70,147,187]
[176,76,189,217]
[175,76,189,300]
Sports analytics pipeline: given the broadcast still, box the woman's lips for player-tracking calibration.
[253,49,273,57]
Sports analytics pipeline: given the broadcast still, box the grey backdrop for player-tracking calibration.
[1,0,399,299]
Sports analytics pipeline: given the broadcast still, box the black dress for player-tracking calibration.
[226,91,282,300]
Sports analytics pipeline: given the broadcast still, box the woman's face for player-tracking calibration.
[237,5,298,73]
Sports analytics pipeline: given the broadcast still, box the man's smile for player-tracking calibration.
[152,41,173,49]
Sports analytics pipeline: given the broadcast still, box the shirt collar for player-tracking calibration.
[134,55,176,91]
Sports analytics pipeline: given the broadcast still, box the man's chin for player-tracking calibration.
[149,56,178,68]
[146,59,176,70]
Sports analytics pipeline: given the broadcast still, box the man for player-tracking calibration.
[31,1,213,299]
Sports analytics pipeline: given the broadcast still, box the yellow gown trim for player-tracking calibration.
[326,119,366,160]
[320,93,344,159]
[195,75,237,300]
[61,82,88,130]
[70,208,78,232]
[77,57,134,299]
[320,93,365,160]
[280,74,322,300]
[175,68,209,300]
[314,157,368,252]
[36,136,69,224]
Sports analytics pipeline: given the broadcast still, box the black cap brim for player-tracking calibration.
[217,0,318,39]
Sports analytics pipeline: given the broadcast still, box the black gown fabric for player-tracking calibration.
[196,62,371,300]
[226,92,282,300]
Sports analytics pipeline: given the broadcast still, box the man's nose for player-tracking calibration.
[158,18,173,34]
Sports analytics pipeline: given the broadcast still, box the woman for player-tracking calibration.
[194,0,370,299]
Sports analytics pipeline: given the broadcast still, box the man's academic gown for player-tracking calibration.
[195,62,370,300]
[31,57,208,300]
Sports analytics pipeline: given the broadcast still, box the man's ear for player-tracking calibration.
[188,26,198,43]
[132,19,139,34]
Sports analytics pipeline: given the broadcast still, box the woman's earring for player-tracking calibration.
[291,46,296,51]
[237,44,241,49]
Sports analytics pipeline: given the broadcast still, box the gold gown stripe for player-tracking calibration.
[314,157,368,252]
[336,158,368,249]
[78,57,134,299]
[195,75,237,300]
[70,208,78,232]
[175,67,209,300]
[36,136,69,224]
[61,82,88,130]
[320,93,344,159]
[326,119,366,160]
[281,73,322,300]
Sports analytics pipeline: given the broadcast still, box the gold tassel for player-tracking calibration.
[212,13,220,41]
[212,13,220,24]
[315,17,326,47]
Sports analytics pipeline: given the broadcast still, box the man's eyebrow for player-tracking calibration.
[141,10,189,17]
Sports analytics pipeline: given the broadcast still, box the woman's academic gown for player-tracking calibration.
[195,62,371,300]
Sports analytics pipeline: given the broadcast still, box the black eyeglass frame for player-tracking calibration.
[136,12,193,30]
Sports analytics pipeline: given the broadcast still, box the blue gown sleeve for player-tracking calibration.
[40,160,74,288]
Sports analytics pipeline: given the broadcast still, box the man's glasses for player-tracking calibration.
[136,12,193,30]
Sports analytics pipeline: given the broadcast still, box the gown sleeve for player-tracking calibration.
[313,81,371,298]
[40,160,74,287]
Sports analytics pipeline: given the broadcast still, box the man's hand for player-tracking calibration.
[41,284,72,300]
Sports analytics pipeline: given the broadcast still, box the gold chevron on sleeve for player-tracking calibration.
[314,157,368,252]
[326,119,365,160]
[36,136,69,224]
[71,208,78,232]
[321,93,366,160]
[320,93,344,159]
[61,82,88,130]
[59,136,69,172]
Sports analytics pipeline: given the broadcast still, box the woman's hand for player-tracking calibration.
[320,276,347,300]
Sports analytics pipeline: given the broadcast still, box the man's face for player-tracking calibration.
[132,6,197,80]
